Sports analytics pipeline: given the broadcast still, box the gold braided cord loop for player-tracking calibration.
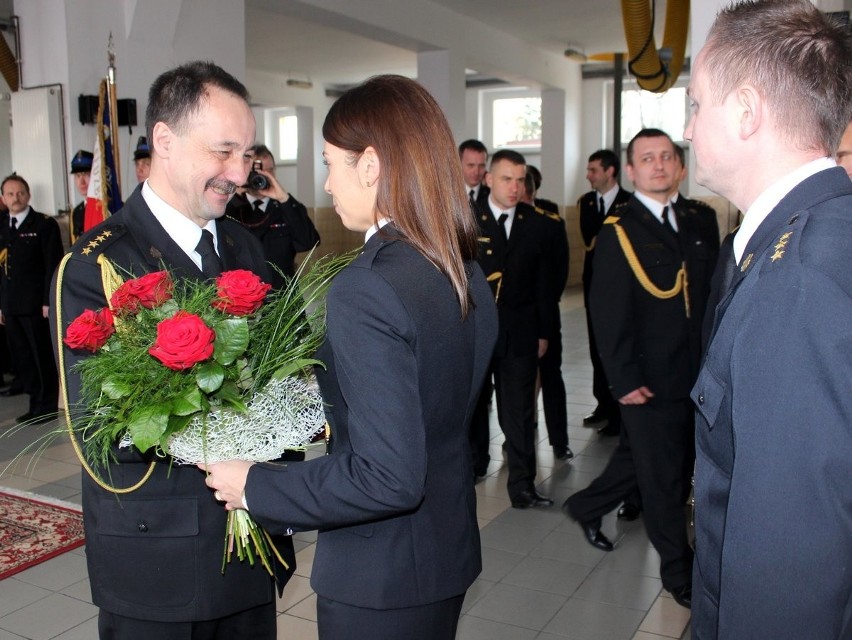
[607,219,691,318]
[97,254,124,303]
[54,252,156,494]
[486,271,503,303]
[583,237,597,253]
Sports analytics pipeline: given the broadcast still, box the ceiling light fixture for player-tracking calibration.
[286,78,313,89]
[564,45,587,63]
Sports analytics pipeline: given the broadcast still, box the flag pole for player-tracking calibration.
[107,32,122,195]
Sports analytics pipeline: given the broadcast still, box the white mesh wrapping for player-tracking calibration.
[165,376,325,465]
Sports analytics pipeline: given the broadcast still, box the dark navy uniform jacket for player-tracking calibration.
[51,187,287,622]
[691,167,852,639]
[245,226,497,609]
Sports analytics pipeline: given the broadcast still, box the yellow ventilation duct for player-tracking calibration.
[621,0,689,93]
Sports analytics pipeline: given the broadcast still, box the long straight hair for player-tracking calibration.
[322,75,479,317]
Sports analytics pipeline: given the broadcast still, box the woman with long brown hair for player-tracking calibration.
[203,75,497,638]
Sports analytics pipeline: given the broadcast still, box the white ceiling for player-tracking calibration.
[244,0,659,87]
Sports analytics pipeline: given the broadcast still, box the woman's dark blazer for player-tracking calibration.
[247,224,498,609]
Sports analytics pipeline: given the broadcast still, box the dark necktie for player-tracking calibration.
[195,229,223,279]
[469,189,476,208]
[10,217,17,235]
[599,196,606,217]
[661,205,677,236]
[497,213,509,243]
[253,199,264,213]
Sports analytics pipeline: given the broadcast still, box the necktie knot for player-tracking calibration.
[195,229,223,279]
[10,217,17,229]
[253,199,264,212]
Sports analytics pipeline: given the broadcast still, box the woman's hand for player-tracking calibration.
[199,460,255,511]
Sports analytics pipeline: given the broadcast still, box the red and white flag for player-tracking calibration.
[83,79,122,232]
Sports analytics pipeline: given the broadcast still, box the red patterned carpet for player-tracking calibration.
[0,488,85,580]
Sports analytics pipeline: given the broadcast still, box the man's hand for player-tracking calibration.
[619,386,654,405]
[253,168,290,203]
[537,338,549,359]
[199,460,255,511]
[42,305,49,319]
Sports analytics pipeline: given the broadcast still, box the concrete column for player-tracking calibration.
[295,105,316,206]
[540,89,568,206]
[417,49,467,142]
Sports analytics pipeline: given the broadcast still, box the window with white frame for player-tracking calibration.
[606,80,689,144]
[276,113,298,162]
[481,89,542,152]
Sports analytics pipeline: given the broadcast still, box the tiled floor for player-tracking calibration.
[0,287,691,639]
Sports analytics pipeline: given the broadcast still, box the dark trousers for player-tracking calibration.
[98,602,276,639]
[584,302,620,427]
[566,398,694,590]
[5,313,58,414]
[493,353,539,499]
[539,326,568,451]
[469,376,493,476]
[317,593,465,640]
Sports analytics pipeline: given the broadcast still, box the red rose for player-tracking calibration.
[63,307,115,352]
[148,311,215,370]
[111,271,173,315]
[211,269,271,316]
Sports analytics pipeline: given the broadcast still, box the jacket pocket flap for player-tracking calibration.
[691,367,726,431]
[97,497,199,538]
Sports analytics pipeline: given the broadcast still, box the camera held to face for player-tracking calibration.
[247,160,269,191]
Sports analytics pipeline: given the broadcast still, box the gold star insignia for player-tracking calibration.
[100,230,112,238]
[740,253,753,272]
[82,247,92,256]
[771,249,785,262]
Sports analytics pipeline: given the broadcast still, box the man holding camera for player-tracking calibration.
[225,144,320,288]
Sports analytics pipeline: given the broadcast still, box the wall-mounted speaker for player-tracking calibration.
[78,94,98,125]
[117,98,137,127]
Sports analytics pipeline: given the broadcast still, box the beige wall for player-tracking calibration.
[304,198,741,292]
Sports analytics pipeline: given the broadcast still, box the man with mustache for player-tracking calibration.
[51,61,285,639]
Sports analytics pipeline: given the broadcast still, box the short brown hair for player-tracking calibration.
[1,174,29,194]
[323,75,478,316]
[701,0,852,155]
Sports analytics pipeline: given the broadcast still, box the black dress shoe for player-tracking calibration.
[511,489,554,509]
[578,521,614,551]
[16,411,55,425]
[617,503,641,521]
[597,423,620,437]
[669,583,692,609]
[583,409,607,425]
[553,446,574,460]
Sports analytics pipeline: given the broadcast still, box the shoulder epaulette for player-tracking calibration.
[73,225,127,261]
[534,206,563,222]
[603,215,620,225]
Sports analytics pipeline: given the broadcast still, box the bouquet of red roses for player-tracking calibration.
[62,255,349,574]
